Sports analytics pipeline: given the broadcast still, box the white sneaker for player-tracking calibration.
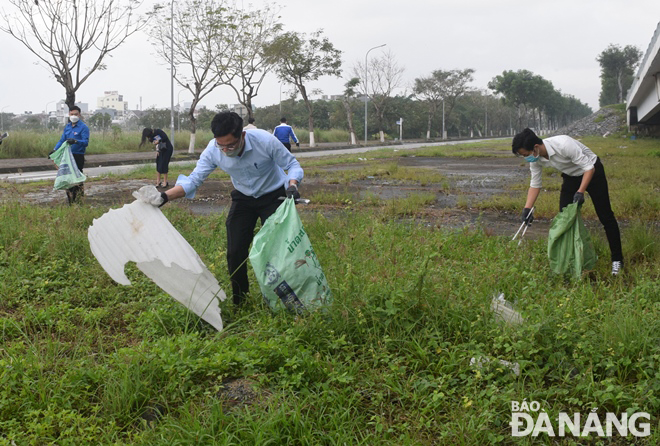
[611,261,623,276]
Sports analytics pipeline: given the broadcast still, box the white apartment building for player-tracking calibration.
[97,91,128,118]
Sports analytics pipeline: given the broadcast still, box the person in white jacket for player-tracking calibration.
[512,128,623,276]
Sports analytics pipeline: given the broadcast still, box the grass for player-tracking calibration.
[0,135,658,443]
[0,200,658,444]
[0,130,215,159]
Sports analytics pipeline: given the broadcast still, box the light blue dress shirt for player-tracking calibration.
[176,129,304,199]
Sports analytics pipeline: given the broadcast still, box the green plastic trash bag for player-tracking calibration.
[547,203,597,277]
[49,142,86,190]
[249,197,332,313]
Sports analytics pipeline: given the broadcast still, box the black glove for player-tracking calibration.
[47,150,55,159]
[66,138,76,145]
[573,192,585,205]
[521,207,534,224]
[295,142,300,148]
[286,184,300,200]
[159,192,169,207]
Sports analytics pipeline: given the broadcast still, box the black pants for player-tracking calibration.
[226,186,285,305]
[68,154,85,202]
[281,142,292,152]
[156,148,172,173]
[559,158,623,262]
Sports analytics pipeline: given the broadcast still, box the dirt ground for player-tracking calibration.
[1,156,560,239]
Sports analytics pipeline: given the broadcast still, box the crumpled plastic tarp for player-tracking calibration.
[87,199,226,331]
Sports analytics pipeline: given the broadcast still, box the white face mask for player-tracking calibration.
[223,148,240,157]
[69,115,80,123]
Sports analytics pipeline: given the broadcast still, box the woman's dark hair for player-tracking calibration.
[512,128,543,154]
[140,128,154,148]
[211,111,243,138]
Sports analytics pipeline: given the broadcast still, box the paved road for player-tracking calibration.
[0,138,503,184]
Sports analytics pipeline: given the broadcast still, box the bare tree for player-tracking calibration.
[149,0,238,153]
[353,51,404,142]
[265,29,342,147]
[216,3,282,121]
[1,0,144,109]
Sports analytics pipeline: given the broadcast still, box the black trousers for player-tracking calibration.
[281,142,292,152]
[226,186,285,305]
[559,158,623,262]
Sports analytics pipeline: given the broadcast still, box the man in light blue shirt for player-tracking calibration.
[159,111,304,305]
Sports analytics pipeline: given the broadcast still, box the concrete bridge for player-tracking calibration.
[627,21,660,133]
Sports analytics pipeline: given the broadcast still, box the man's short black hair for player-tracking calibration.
[248,117,255,124]
[280,117,287,123]
[512,128,543,154]
[211,111,243,138]
[69,106,81,113]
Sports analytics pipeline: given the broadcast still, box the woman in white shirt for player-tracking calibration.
[512,128,623,276]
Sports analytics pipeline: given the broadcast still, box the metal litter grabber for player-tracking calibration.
[512,206,534,246]
[278,196,311,204]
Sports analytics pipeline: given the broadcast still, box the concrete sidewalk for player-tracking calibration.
[0,140,413,174]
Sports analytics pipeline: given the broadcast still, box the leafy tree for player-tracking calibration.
[414,69,474,139]
[265,29,343,147]
[149,0,237,153]
[138,108,173,133]
[488,70,556,129]
[341,78,360,144]
[352,51,405,142]
[597,44,642,106]
[88,113,113,133]
[1,0,143,109]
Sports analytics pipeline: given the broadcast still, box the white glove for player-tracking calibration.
[132,185,168,207]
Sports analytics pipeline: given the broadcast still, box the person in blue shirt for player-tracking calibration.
[143,111,304,306]
[273,117,299,152]
[53,106,90,204]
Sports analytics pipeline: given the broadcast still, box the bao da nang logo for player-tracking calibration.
[510,400,651,438]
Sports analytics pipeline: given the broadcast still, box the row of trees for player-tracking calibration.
[3,0,632,151]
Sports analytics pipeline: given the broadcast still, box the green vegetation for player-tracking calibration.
[0,130,215,159]
[0,199,658,444]
[1,136,658,443]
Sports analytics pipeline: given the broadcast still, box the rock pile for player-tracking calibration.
[550,107,627,138]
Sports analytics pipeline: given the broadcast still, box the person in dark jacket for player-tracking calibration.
[54,106,89,204]
[273,117,299,152]
[140,128,174,188]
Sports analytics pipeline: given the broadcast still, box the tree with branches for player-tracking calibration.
[597,44,642,106]
[149,0,239,153]
[1,0,144,109]
[414,68,474,139]
[265,29,342,147]
[341,78,360,145]
[215,3,282,121]
[352,51,404,142]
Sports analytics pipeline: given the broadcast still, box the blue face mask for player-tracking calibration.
[524,154,539,162]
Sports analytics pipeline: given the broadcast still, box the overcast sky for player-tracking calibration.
[1,0,659,117]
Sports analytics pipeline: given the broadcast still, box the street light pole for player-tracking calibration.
[169,0,175,149]
[364,44,386,144]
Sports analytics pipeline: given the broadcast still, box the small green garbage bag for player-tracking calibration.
[547,203,597,277]
[49,142,86,190]
[249,197,332,313]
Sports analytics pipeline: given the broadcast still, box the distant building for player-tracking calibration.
[321,94,342,101]
[55,100,89,124]
[231,104,248,118]
[97,91,128,118]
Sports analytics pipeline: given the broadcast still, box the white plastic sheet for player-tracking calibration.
[87,200,226,331]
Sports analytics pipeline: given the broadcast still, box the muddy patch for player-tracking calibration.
[0,156,590,238]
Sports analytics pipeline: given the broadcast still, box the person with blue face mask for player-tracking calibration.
[512,128,623,276]
[137,111,304,305]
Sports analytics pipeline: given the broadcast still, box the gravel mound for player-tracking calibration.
[549,107,626,138]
